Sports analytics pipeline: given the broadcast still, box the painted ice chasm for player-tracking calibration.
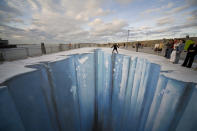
[0,49,197,131]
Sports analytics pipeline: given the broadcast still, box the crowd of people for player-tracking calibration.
[164,35,197,68]
[111,35,197,68]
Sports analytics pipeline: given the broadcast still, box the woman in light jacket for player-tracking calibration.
[170,40,180,63]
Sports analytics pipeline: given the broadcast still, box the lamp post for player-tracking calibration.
[127,30,130,42]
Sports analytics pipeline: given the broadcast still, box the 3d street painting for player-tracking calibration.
[0,49,197,131]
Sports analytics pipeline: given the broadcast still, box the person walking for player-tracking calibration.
[182,41,197,68]
[111,43,119,53]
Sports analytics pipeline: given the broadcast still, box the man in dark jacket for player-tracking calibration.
[182,41,197,68]
[164,40,174,59]
[112,43,119,53]
[136,42,141,52]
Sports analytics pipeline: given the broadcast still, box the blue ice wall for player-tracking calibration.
[0,50,196,131]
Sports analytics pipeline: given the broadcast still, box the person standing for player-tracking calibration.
[136,42,140,52]
[111,43,119,53]
[170,40,180,63]
[182,41,197,68]
[165,39,174,59]
[184,35,194,51]
[164,40,170,57]
[175,39,185,64]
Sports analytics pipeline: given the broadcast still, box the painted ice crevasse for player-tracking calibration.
[0,49,196,131]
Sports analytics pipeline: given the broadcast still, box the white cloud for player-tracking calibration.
[115,0,134,4]
[139,26,151,30]
[89,18,128,36]
[147,22,197,37]
[0,0,114,43]
[187,0,197,7]
[166,2,174,8]
[156,16,174,26]
[0,0,196,43]
[88,18,103,27]
[142,2,174,14]
[187,13,197,22]
[165,5,189,14]
[165,0,197,15]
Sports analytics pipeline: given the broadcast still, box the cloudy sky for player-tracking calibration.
[0,0,197,44]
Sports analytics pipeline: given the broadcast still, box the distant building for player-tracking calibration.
[0,38,9,46]
[0,38,16,48]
